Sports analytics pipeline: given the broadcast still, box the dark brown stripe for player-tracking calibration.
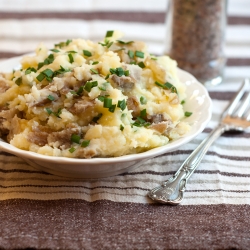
[122,169,250,178]
[0,168,50,174]
[0,199,249,249]
[227,58,250,66]
[0,184,249,194]
[0,12,249,24]
[228,16,250,25]
[0,11,166,23]
[209,91,235,100]
[163,149,250,161]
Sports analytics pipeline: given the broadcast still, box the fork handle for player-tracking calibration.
[148,123,227,205]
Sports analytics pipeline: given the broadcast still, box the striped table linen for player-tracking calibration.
[0,0,250,249]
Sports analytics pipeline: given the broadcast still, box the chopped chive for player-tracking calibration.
[51,49,60,53]
[83,50,92,57]
[106,30,114,37]
[67,50,77,54]
[81,140,90,147]
[36,73,45,82]
[98,82,108,91]
[116,40,134,45]
[151,57,157,60]
[105,74,110,80]
[135,51,144,58]
[124,70,129,76]
[54,108,62,118]
[92,113,102,123]
[120,124,124,131]
[181,100,185,105]
[103,98,112,108]
[90,68,99,74]
[66,39,72,46]
[110,67,125,77]
[128,50,134,59]
[37,62,44,70]
[98,96,105,102]
[138,62,145,68]
[185,111,193,117]
[140,109,147,119]
[71,134,81,144]
[70,90,77,95]
[47,95,55,101]
[68,53,74,63]
[76,86,84,95]
[84,82,93,92]
[84,81,98,92]
[69,147,76,153]
[107,41,113,48]
[140,96,147,104]
[42,69,54,78]
[15,77,22,86]
[109,104,116,113]
[45,107,53,115]
[117,99,126,111]
[92,61,99,65]
[155,81,177,94]
[25,67,37,75]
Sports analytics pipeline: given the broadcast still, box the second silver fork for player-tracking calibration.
[148,79,250,205]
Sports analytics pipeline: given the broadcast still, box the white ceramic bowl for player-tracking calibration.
[0,56,212,179]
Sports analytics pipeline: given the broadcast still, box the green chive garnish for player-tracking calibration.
[155,81,177,94]
[140,96,147,104]
[15,77,22,86]
[81,140,90,147]
[185,111,193,117]
[68,53,74,63]
[106,30,114,37]
[45,108,53,115]
[83,50,92,57]
[92,61,99,65]
[47,95,55,101]
[25,67,37,75]
[117,99,126,111]
[109,104,116,113]
[138,62,145,68]
[103,98,112,108]
[43,69,54,78]
[71,134,81,144]
[116,40,134,45]
[69,147,76,153]
[84,81,98,92]
[181,100,185,105]
[140,109,147,119]
[120,124,124,131]
[128,50,134,59]
[135,51,144,58]
[90,68,98,74]
[36,73,45,82]
[51,49,60,53]
[92,113,102,123]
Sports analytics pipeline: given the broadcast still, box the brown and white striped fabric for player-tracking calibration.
[0,0,250,249]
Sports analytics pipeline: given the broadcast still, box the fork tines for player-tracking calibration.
[222,78,250,120]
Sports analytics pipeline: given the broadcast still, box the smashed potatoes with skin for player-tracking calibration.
[0,31,190,158]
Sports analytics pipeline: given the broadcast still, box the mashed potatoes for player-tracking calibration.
[0,31,190,158]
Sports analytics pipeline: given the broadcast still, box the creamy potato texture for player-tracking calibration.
[0,31,190,158]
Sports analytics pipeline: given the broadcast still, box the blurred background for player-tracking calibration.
[0,0,249,84]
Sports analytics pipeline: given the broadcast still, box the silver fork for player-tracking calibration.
[148,78,250,205]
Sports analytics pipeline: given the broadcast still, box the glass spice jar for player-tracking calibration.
[165,0,228,86]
